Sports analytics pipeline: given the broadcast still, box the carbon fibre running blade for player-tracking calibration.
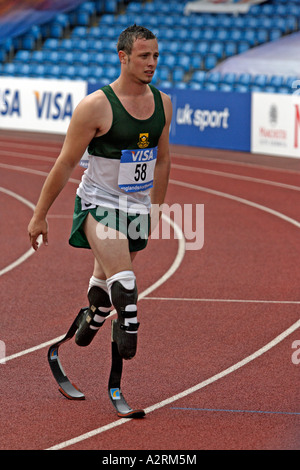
[109,387,145,418]
[108,338,145,419]
[47,310,85,400]
[48,345,85,400]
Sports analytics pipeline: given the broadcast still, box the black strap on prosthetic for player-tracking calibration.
[119,310,140,332]
[110,281,138,325]
[88,285,111,323]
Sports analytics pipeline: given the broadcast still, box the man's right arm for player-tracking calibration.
[28,91,110,250]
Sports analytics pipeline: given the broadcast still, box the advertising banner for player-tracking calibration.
[184,0,267,15]
[0,77,87,134]
[163,88,251,152]
[251,91,300,159]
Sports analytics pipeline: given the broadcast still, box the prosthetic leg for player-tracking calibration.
[75,286,111,347]
[47,273,145,417]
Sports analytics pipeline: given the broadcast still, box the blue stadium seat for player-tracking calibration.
[190,55,203,70]
[237,73,251,86]
[215,29,230,41]
[177,55,191,72]
[100,14,115,25]
[237,42,250,54]
[30,50,46,63]
[268,75,285,88]
[176,29,189,42]
[224,41,237,57]
[180,41,194,55]
[21,34,36,50]
[189,82,203,90]
[2,63,17,75]
[242,29,256,46]
[256,29,269,44]
[202,28,215,41]
[159,81,173,89]
[43,38,60,50]
[269,29,282,41]
[30,64,47,77]
[104,0,118,14]
[127,2,143,14]
[230,29,243,42]
[252,74,268,87]
[191,70,206,83]
[75,10,91,26]
[209,41,224,59]
[175,82,188,90]
[72,26,88,38]
[219,83,234,93]
[206,72,221,84]
[277,86,291,94]
[204,83,218,92]
[203,54,218,70]
[263,86,277,94]
[155,66,170,83]
[285,76,300,91]
[235,84,250,93]
[195,41,209,55]
[49,23,64,39]
[14,63,30,76]
[221,73,237,86]
[14,50,31,62]
[172,67,185,83]
[45,51,61,64]
[160,54,176,68]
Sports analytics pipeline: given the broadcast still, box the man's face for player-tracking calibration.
[123,37,159,84]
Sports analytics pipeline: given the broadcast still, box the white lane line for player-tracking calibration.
[1,154,300,191]
[171,152,300,175]
[0,187,42,277]
[171,163,300,192]
[0,150,57,162]
[170,179,300,230]
[0,213,186,365]
[142,297,300,305]
[47,318,300,450]
[0,163,80,184]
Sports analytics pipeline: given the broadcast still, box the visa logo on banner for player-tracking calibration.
[0,89,21,116]
[33,91,73,120]
[0,77,87,134]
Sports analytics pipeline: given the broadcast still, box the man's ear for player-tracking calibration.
[118,50,127,64]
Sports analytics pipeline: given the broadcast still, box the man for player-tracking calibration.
[28,25,172,361]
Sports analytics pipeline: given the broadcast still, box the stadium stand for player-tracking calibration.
[0,0,299,93]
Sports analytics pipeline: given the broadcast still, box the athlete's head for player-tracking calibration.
[117,24,157,56]
[117,24,159,84]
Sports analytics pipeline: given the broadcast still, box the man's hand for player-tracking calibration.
[28,217,48,251]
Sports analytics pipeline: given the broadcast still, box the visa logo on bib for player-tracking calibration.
[131,148,156,162]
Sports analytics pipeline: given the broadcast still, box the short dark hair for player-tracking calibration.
[117,24,157,55]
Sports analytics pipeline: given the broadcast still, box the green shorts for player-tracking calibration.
[69,195,150,253]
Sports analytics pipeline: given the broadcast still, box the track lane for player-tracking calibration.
[0,140,299,450]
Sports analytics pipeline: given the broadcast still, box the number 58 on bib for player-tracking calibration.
[118,147,157,193]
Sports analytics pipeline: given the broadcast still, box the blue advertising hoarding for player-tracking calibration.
[163,88,251,152]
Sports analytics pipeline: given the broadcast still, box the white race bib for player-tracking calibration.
[118,147,157,193]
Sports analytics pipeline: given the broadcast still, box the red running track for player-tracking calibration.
[0,131,299,450]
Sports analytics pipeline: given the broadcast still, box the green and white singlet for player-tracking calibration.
[77,84,166,214]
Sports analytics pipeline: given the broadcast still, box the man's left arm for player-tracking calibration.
[150,93,173,230]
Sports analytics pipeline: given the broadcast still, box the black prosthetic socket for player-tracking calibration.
[75,286,111,347]
[110,281,139,360]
